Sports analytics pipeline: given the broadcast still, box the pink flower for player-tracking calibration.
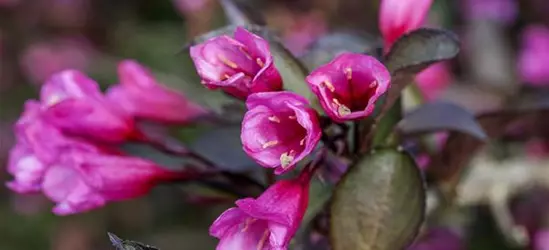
[416,63,452,100]
[306,53,391,122]
[7,100,99,193]
[190,27,283,99]
[42,150,185,215]
[462,0,518,25]
[40,70,136,143]
[379,0,433,52]
[535,230,549,250]
[210,168,312,250]
[282,12,327,56]
[241,91,321,174]
[172,0,209,14]
[107,60,207,124]
[20,37,94,84]
[518,25,549,86]
[407,227,463,250]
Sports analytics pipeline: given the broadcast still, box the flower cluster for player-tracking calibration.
[189,27,394,249]
[6,61,203,215]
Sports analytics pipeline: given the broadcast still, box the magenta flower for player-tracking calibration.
[407,227,463,250]
[210,168,312,250]
[462,0,518,25]
[20,37,94,84]
[107,60,207,124]
[40,70,136,143]
[41,150,186,215]
[190,27,283,99]
[241,91,321,174]
[518,25,549,86]
[535,230,549,250]
[379,0,433,52]
[7,100,99,192]
[416,63,452,100]
[306,53,391,122]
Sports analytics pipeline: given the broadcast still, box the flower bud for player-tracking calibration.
[379,0,433,52]
[306,53,391,122]
[241,91,321,174]
[40,70,135,143]
[190,27,282,99]
[108,60,206,124]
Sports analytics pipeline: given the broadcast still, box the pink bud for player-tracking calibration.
[306,53,391,122]
[107,60,207,124]
[210,169,312,250]
[42,150,185,215]
[190,27,283,99]
[379,0,433,52]
[416,63,452,100]
[241,91,321,174]
[518,25,549,86]
[40,70,136,143]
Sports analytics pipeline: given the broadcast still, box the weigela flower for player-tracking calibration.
[107,60,206,124]
[518,25,549,86]
[379,0,433,52]
[306,53,391,122]
[241,91,321,174]
[209,168,313,250]
[416,63,451,100]
[190,27,283,99]
[41,150,186,215]
[40,70,135,143]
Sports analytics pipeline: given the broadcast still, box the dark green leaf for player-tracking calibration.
[382,29,459,113]
[189,126,259,172]
[300,31,381,70]
[330,149,425,250]
[219,0,265,25]
[108,233,159,250]
[385,28,460,75]
[398,102,487,140]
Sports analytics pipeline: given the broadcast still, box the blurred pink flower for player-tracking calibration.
[462,0,518,25]
[535,230,549,250]
[45,0,90,28]
[415,63,452,100]
[41,70,136,143]
[107,60,207,124]
[210,167,312,250]
[172,0,209,14]
[518,25,549,86]
[379,0,433,52]
[407,227,463,250]
[282,12,327,56]
[20,37,94,84]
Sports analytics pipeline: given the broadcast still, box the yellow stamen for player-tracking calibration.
[241,218,256,232]
[239,46,253,60]
[222,74,231,80]
[257,230,270,250]
[345,67,352,80]
[280,152,294,168]
[300,138,306,146]
[369,80,378,88]
[288,115,296,119]
[256,58,265,67]
[268,116,280,123]
[333,98,351,116]
[218,55,238,69]
[323,80,335,92]
[262,140,279,149]
[46,95,62,106]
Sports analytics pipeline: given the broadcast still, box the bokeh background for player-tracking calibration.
[1,0,549,249]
